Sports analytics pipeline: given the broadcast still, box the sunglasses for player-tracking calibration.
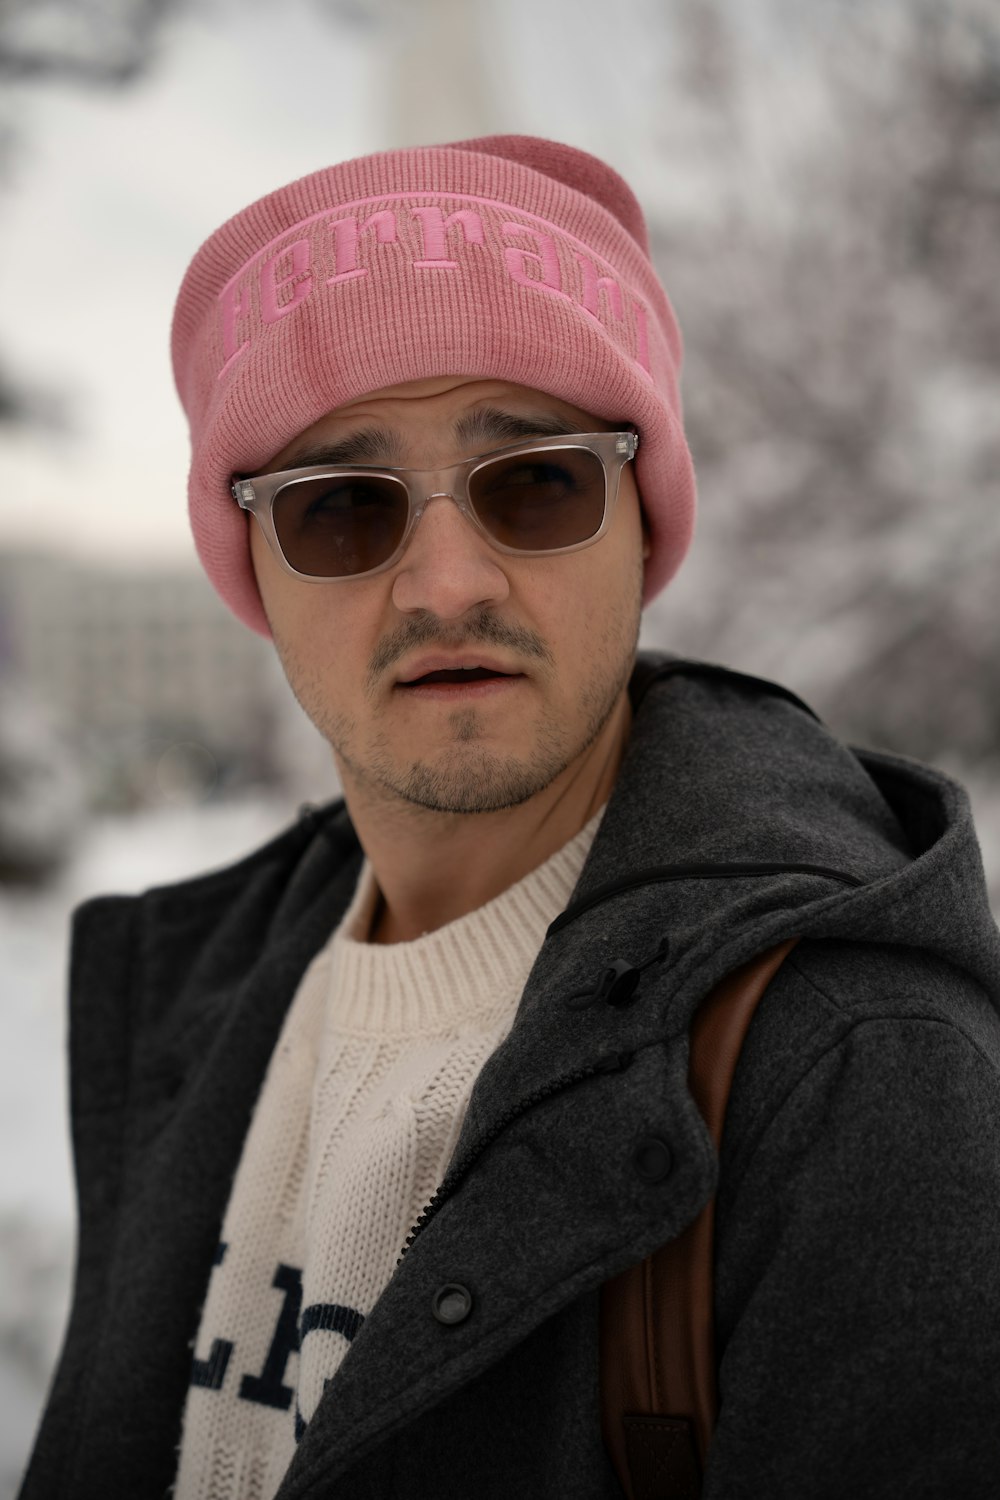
[231,430,639,582]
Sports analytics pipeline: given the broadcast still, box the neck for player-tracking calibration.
[340,689,633,945]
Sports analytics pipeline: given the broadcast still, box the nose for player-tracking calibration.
[390,492,510,619]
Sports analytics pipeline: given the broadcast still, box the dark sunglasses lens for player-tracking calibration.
[271,475,408,577]
[470,447,606,551]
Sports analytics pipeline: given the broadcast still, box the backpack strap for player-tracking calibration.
[600,938,799,1500]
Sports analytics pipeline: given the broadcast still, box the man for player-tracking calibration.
[20,137,1000,1499]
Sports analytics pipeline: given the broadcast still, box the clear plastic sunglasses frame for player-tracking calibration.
[231,430,640,583]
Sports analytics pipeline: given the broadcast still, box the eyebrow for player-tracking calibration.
[276,407,584,470]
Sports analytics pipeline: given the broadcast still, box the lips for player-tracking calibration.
[397,653,522,686]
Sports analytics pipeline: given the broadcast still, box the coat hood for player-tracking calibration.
[570,654,996,990]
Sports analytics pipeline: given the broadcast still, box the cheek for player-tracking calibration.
[249,522,358,647]
[250,525,386,693]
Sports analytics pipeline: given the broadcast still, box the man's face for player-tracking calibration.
[249,375,650,819]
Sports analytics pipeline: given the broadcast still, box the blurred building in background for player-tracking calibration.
[0,549,337,876]
[0,549,276,802]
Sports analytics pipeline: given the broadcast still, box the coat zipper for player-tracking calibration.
[397,1050,634,1265]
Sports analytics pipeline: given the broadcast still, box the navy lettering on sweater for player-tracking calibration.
[188,1248,366,1435]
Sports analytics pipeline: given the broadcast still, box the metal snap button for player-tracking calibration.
[631,1134,673,1183]
[431,1283,474,1325]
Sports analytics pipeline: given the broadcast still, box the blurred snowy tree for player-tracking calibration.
[645,0,1000,772]
[0,0,179,83]
[0,0,191,426]
[0,683,84,880]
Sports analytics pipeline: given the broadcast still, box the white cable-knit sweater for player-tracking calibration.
[174,806,605,1500]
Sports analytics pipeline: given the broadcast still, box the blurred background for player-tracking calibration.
[0,0,998,1489]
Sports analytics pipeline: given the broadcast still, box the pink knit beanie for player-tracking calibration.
[171,135,696,636]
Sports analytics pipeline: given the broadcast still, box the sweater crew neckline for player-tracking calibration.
[326,804,607,1036]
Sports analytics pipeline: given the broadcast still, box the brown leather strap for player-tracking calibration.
[600,939,798,1498]
[621,1414,701,1500]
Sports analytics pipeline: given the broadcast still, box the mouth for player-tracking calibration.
[396,666,525,699]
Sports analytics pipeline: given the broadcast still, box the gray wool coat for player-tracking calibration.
[19,654,1000,1499]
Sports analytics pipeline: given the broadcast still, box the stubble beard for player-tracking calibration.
[351,676,623,815]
